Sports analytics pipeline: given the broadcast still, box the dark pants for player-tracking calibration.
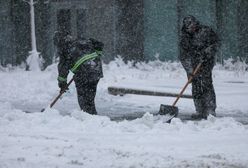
[74,79,99,115]
[192,69,216,116]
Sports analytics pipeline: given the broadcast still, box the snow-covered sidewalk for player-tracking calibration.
[0,59,248,167]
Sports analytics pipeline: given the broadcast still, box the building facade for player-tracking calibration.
[0,0,247,67]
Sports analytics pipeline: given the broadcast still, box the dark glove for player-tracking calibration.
[187,72,193,83]
[58,81,68,93]
[186,68,194,81]
[200,54,208,63]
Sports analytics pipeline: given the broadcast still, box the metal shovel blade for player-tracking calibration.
[159,104,178,116]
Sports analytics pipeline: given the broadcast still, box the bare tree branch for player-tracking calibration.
[33,0,38,5]
[22,0,30,5]
[22,0,39,5]
[44,0,50,4]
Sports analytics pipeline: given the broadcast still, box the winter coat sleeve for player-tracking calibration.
[89,38,104,52]
[57,51,70,82]
[179,33,193,76]
[90,38,104,79]
[200,28,219,62]
[56,38,73,82]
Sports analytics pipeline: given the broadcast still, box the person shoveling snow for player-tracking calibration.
[52,30,104,115]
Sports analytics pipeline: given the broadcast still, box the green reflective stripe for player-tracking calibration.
[71,54,98,72]
[73,52,98,69]
[96,50,103,55]
[71,53,98,71]
[70,52,99,73]
[57,76,67,82]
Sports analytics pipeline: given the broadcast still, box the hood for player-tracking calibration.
[182,15,200,33]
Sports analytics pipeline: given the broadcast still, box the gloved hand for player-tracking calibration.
[204,46,213,55]
[200,54,208,63]
[186,68,194,82]
[58,81,68,93]
[187,72,194,83]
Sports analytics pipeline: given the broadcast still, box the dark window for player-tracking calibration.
[57,9,71,34]
[76,9,86,39]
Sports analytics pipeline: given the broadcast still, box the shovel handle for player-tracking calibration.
[172,62,202,106]
[50,77,74,108]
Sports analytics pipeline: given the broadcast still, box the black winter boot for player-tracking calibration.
[191,113,208,120]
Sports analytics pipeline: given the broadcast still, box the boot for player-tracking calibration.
[205,109,216,117]
[191,113,208,120]
[83,105,97,115]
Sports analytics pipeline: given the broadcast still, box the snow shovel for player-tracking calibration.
[159,62,202,121]
[41,77,74,112]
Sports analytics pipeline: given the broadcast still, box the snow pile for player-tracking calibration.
[26,51,44,71]
[0,59,248,168]
[1,105,248,167]
[104,57,184,84]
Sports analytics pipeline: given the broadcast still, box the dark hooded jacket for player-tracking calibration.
[54,32,103,84]
[179,16,219,117]
[179,16,219,76]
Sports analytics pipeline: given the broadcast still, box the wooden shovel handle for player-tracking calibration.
[172,63,202,106]
[50,77,74,108]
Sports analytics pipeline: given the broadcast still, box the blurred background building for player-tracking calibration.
[0,0,247,67]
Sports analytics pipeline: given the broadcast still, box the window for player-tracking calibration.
[57,9,71,34]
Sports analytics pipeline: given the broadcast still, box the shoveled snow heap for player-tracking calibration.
[0,58,248,168]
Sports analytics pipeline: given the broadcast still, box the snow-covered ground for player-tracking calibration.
[0,58,248,168]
